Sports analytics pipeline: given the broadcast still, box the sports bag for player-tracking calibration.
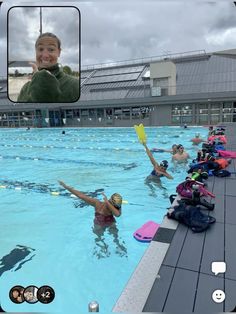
[213,169,231,177]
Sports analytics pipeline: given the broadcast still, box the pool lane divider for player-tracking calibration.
[113,197,180,313]
[0,155,138,169]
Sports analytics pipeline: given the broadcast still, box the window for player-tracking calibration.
[198,104,208,114]
[199,115,208,123]
[210,104,220,114]
[122,108,130,120]
[222,114,232,122]
[210,114,220,123]
[171,116,180,123]
[131,107,141,119]
[97,109,104,118]
[114,108,122,120]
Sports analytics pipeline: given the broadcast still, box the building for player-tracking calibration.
[1,48,236,128]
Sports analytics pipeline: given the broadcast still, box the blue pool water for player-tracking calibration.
[0,126,208,313]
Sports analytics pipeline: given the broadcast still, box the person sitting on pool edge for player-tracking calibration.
[142,143,173,180]
[58,181,127,258]
[17,32,79,103]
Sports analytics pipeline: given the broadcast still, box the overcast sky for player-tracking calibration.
[1,0,236,77]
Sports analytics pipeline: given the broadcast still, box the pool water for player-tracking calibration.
[0,126,207,313]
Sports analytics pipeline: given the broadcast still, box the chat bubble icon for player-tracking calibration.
[211,262,226,275]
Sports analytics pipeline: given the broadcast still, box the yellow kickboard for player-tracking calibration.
[134,124,147,144]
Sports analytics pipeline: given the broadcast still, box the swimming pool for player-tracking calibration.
[0,126,207,313]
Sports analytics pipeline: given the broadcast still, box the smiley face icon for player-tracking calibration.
[212,289,225,303]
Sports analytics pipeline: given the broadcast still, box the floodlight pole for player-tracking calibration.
[39,7,42,35]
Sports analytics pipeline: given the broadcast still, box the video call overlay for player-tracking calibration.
[9,285,55,304]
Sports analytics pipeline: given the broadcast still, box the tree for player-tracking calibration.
[63,66,72,75]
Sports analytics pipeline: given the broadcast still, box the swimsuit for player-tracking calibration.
[94,212,116,227]
[150,169,163,178]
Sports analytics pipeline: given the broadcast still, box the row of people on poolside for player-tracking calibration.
[208,125,225,137]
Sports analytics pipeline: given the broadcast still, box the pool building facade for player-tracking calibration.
[1,48,236,127]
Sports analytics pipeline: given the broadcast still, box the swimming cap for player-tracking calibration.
[160,160,168,169]
[110,193,122,209]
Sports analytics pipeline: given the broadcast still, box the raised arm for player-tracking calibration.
[143,143,159,168]
[58,181,99,207]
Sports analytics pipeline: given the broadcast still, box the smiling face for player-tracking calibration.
[212,289,225,303]
[36,36,61,69]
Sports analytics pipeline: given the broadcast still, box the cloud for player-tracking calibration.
[1,1,236,77]
[8,6,79,69]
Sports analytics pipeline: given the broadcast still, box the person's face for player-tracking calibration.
[172,145,177,152]
[160,166,167,172]
[178,146,184,153]
[12,290,19,298]
[36,36,61,68]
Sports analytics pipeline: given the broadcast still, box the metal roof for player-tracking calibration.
[2,50,236,109]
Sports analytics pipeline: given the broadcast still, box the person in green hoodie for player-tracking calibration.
[17,32,79,103]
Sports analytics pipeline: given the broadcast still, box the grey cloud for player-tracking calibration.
[1,1,236,77]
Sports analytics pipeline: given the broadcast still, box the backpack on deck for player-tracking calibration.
[176,179,215,199]
[168,203,215,233]
[213,169,231,177]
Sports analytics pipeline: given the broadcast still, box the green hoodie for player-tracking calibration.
[17,64,80,103]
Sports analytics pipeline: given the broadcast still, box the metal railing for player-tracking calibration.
[81,50,206,71]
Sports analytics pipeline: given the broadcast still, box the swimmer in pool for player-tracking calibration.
[172,144,190,164]
[58,181,127,258]
[142,143,173,180]
[190,133,204,145]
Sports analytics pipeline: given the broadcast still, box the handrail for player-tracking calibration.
[81,50,206,71]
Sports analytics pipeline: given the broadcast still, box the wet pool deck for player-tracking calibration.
[113,123,236,313]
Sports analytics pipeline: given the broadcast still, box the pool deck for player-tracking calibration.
[113,123,236,312]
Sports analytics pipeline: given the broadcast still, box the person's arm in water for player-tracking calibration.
[151,148,173,153]
[58,181,98,207]
[102,193,121,217]
[143,143,159,167]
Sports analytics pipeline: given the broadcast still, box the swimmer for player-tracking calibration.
[191,133,204,145]
[142,143,173,180]
[172,144,190,163]
[58,181,127,258]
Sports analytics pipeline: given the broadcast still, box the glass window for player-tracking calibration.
[171,116,180,123]
[81,109,89,116]
[182,116,192,123]
[132,107,141,119]
[210,114,220,123]
[89,109,96,118]
[114,108,122,120]
[97,109,104,118]
[122,108,130,120]
[222,114,232,122]
[199,115,208,123]
[210,104,220,114]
